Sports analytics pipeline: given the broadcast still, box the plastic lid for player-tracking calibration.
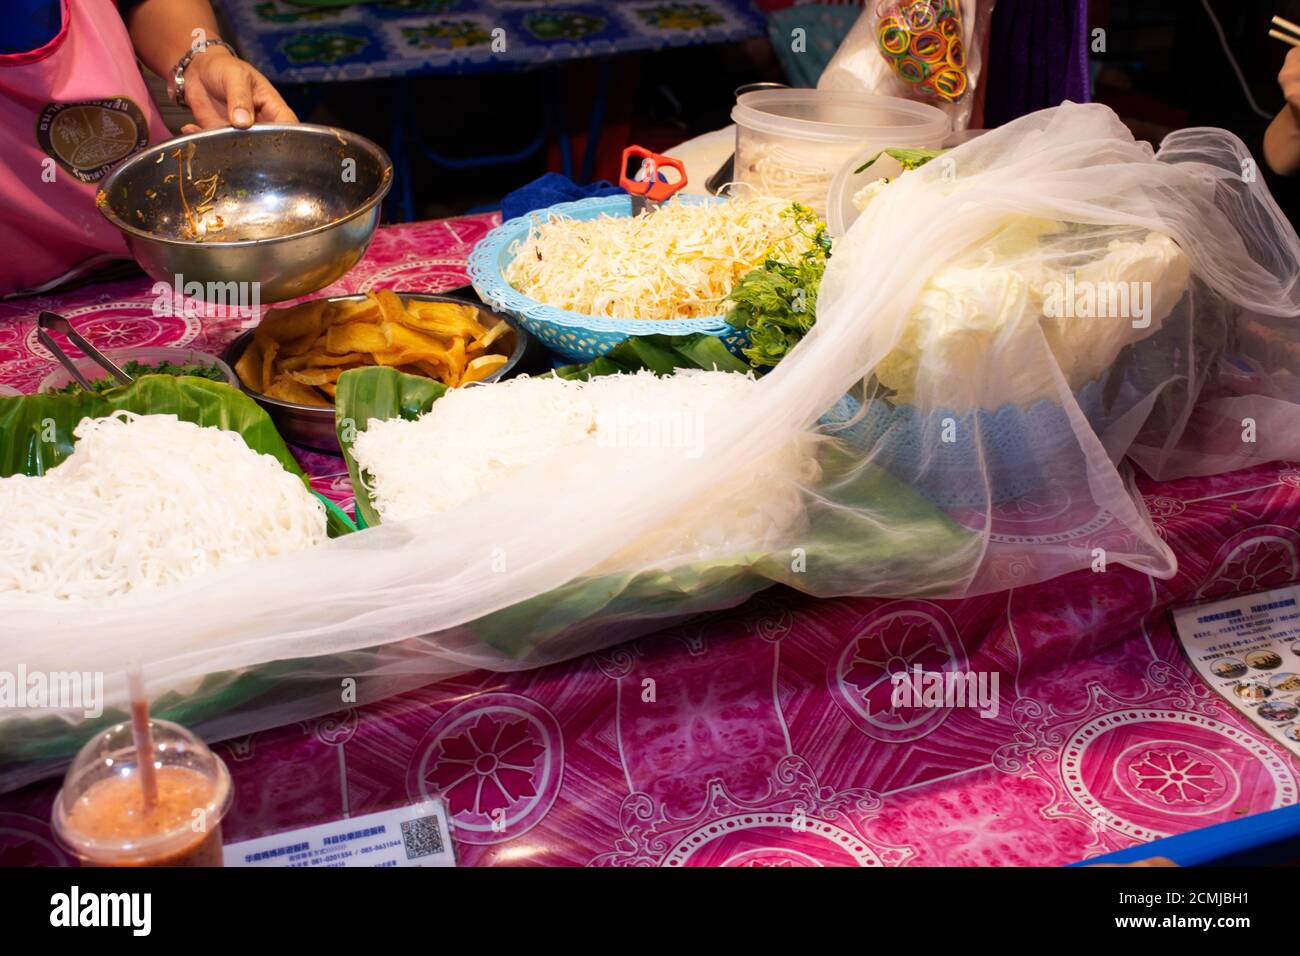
[731,89,949,144]
[826,129,990,238]
[52,718,232,865]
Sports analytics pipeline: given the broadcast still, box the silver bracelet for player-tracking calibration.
[168,38,238,110]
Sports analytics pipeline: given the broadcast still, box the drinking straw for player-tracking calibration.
[126,667,158,812]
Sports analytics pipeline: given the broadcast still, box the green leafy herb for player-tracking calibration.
[53,359,225,394]
[853,146,949,175]
[724,203,830,368]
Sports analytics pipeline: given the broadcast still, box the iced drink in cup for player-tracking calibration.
[53,719,232,867]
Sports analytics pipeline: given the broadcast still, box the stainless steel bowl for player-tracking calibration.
[97,124,392,303]
[222,292,529,453]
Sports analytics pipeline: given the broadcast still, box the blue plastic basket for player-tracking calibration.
[467,195,752,363]
[820,379,1109,509]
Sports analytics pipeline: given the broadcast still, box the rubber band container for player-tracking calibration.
[730,89,948,219]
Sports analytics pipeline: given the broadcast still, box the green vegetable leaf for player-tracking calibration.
[853,146,950,175]
[551,333,748,379]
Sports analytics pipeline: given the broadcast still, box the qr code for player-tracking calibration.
[400,814,446,860]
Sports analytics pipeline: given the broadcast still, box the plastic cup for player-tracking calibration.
[52,719,232,867]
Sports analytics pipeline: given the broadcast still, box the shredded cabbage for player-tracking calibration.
[504,197,813,321]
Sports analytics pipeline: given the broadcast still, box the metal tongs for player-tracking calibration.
[37,311,133,392]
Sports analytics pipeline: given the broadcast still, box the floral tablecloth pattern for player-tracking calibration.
[213,0,767,83]
[1,216,1297,866]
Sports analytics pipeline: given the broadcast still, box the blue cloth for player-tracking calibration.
[500,172,623,221]
[0,0,62,55]
[766,5,861,88]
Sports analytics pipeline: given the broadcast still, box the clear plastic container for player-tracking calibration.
[52,718,232,867]
[826,128,989,238]
[730,88,949,218]
[38,346,236,394]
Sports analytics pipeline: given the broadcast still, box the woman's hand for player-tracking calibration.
[1265,46,1300,176]
[178,45,297,134]
[1281,46,1300,118]
[122,0,295,130]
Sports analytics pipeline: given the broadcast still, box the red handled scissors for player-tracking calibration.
[620,145,688,214]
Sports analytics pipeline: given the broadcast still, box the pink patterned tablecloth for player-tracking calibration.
[2,218,1299,866]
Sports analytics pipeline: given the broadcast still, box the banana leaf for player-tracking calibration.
[550,333,750,380]
[334,335,974,661]
[335,366,448,528]
[0,375,355,536]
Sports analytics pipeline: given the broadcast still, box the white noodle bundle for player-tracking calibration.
[504,196,812,321]
[0,412,326,604]
[353,370,818,569]
[737,140,864,216]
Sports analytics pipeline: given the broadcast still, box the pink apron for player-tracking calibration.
[0,0,170,295]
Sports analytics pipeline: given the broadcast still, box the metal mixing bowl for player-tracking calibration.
[97,124,392,303]
[223,291,529,453]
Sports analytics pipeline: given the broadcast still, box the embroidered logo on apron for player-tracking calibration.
[36,97,149,184]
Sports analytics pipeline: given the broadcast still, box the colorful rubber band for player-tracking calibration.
[909,29,945,61]
[903,2,936,31]
[947,38,966,69]
[933,66,967,100]
[896,56,926,82]
[874,0,969,102]
[879,22,910,55]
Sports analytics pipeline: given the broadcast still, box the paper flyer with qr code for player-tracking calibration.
[1170,583,1300,758]
[224,799,457,867]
